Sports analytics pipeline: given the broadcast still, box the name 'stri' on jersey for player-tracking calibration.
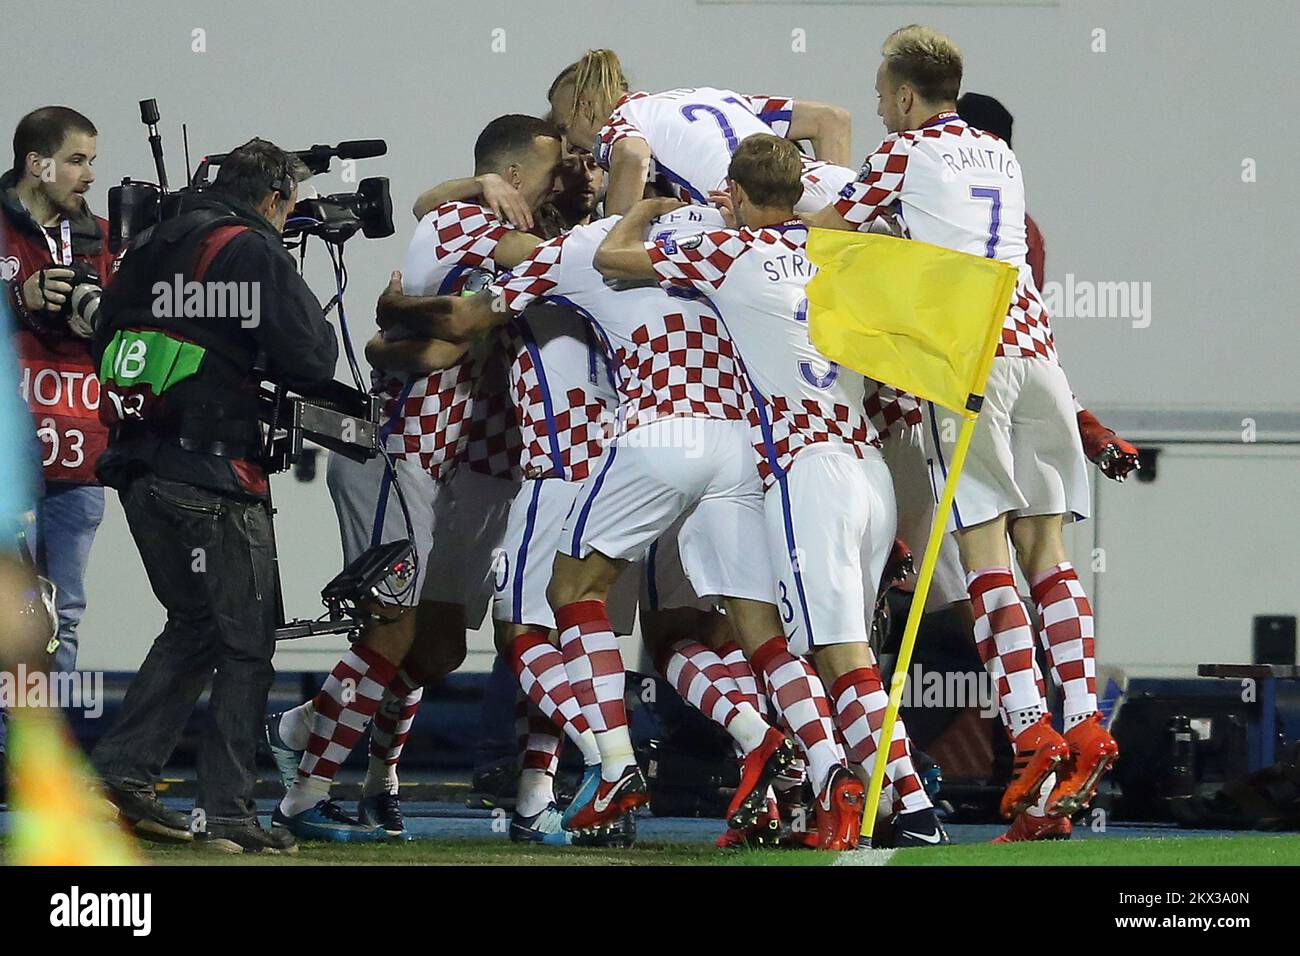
[645,219,878,489]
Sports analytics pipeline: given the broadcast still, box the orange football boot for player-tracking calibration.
[1047,712,1119,817]
[992,812,1073,843]
[1000,715,1069,819]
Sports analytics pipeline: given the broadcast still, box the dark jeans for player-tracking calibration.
[91,472,278,823]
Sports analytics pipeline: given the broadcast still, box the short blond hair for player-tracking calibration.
[882,25,963,103]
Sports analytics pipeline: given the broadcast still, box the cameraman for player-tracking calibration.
[0,106,113,682]
[89,138,338,853]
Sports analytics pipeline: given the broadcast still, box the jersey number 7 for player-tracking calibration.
[969,186,1003,259]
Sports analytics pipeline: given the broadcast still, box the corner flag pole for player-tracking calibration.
[859,397,983,844]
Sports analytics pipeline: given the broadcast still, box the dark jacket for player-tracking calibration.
[93,190,338,497]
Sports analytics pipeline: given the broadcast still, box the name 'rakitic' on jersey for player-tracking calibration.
[940,146,1018,180]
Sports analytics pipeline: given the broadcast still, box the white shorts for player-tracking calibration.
[641,515,715,614]
[327,451,445,606]
[764,447,897,656]
[491,477,638,633]
[422,467,517,626]
[922,357,1091,532]
[562,417,776,606]
[880,424,970,610]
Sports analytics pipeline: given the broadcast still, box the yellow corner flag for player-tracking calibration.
[8,708,139,865]
[806,228,1016,415]
[805,227,1016,846]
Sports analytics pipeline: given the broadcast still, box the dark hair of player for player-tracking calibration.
[473,114,562,175]
[212,137,309,207]
[12,106,97,177]
[727,134,803,209]
[881,25,963,104]
[957,92,1013,145]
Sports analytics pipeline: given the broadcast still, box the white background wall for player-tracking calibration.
[3,1,1296,674]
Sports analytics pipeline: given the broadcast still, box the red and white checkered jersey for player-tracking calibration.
[507,300,617,481]
[594,89,793,203]
[462,328,524,482]
[491,209,749,434]
[645,220,878,488]
[864,380,922,441]
[833,113,1057,362]
[372,201,511,479]
[796,161,857,214]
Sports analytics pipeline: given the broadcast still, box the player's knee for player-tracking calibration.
[546,552,605,609]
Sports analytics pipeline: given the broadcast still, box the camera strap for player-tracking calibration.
[193,223,251,282]
[41,219,72,266]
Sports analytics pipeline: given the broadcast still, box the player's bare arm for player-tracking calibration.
[364,333,469,375]
[492,229,545,270]
[411,172,534,230]
[593,197,685,280]
[786,100,853,166]
[602,136,654,218]
[374,270,506,342]
[800,203,853,231]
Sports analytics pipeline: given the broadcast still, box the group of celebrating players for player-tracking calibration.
[263,24,1139,852]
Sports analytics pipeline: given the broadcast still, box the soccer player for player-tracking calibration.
[407,150,644,845]
[374,202,867,850]
[808,25,1120,833]
[593,134,947,847]
[267,115,563,842]
[546,49,852,216]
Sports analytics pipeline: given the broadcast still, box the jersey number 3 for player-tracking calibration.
[793,296,839,388]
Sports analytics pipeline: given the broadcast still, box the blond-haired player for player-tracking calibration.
[546,49,852,218]
[808,25,1119,840]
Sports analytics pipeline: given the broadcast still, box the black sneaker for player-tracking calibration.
[889,807,951,848]
[357,792,409,839]
[195,818,298,854]
[103,784,192,843]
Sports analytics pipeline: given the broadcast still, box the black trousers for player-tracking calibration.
[92,472,278,824]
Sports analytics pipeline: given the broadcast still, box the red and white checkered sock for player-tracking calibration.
[829,667,930,814]
[277,699,314,751]
[658,639,769,754]
[556,600,633,783]
[1030,562,1097,730]
[281,644,397,817]
[718,641,769,717]
[510,627,601,766]
[363,668,423,797]
[749,636,845,794]
[514,690,561,818]
[968,569,1045,736]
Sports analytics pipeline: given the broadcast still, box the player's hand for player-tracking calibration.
[1077,407,1140,482]
[375,270,405,329]
[476,173,532,232]
[22,268,75,313]
[708,189,737,228]
[638,197,687,220]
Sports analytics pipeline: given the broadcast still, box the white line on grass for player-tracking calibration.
[832,848,897,866]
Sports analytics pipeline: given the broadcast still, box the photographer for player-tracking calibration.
[0,106,113,680]
[89,138,338,853]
